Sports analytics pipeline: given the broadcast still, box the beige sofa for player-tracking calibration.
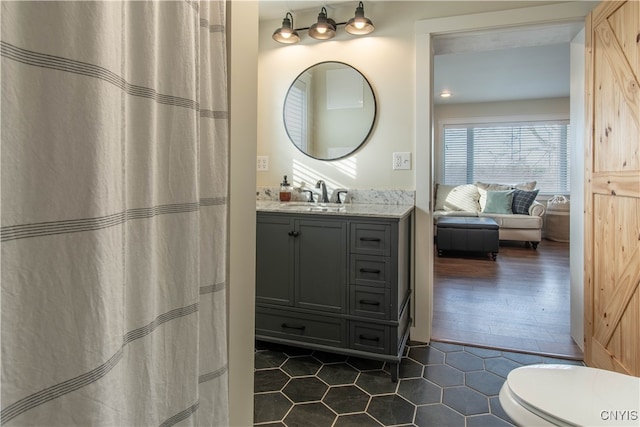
[433,181,546,249]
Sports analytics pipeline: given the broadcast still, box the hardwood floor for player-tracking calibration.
[432,239,583,360]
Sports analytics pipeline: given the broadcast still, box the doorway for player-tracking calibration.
[412,3,595,356]
[429,25,580,358]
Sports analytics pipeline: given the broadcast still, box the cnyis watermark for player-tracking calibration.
[600,410,639,422]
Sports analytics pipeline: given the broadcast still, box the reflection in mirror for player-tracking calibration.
[283,61,376,160]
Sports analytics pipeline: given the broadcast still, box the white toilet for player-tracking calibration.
[499,364,640,426]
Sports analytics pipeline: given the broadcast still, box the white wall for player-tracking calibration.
[228,2,257,426]
[257,1,552,191]
[569,28,585,352]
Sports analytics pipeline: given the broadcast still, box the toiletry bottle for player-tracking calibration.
[279,175,292,202]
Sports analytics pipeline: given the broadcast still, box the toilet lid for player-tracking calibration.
[506,364,640,426]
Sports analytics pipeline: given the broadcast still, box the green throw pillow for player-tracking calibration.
[483,190,514,214]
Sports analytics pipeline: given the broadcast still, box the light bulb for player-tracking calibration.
[355,21,365,29]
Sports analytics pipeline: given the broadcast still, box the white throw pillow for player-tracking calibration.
[434,184,480,212]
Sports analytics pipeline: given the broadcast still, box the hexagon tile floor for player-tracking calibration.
[254,340,584,426]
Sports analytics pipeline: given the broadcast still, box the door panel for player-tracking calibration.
[585,0,640,376]
[296,219,347,313]
[256,215,295,306]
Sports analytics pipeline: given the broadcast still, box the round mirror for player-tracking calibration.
[283,61,376,160]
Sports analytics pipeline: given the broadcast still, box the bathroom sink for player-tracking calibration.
[307,205,345,212]
[277,202,313,209]
[277,202,346,212]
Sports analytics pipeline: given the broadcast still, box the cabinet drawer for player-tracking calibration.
[256,307,346,348]
[350,286,390,320]
[350,255,390,288]
[349,322,390,354]
[350,223,391,256]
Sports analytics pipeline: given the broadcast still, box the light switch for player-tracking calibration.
[393,152,411,170]
[257,156,269,171]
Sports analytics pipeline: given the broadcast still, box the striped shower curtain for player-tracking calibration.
[1,1,229,425]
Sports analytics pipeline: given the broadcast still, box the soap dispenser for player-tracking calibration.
[279,175,292,202]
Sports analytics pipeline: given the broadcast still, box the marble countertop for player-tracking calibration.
[256,200,414,219]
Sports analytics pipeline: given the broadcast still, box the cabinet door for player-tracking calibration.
[296,218,347,313]
[256,214,295,306]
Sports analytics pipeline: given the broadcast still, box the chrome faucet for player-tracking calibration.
[315,180,329,203]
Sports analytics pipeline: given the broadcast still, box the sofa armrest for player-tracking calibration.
[529,200,546,217]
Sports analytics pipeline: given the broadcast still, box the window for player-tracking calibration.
[442,120,570,193]
[283,79,308,152]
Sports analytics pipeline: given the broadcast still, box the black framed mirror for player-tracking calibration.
[283,61,376,161]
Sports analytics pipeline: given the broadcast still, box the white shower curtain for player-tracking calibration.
[1,1,229,425]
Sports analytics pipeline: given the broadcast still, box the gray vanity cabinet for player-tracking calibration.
[256,210,412,382]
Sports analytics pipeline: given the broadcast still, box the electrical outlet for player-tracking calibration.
[257,156,269,171]
[392,152,411,170]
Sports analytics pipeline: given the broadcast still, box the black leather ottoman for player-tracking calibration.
[436,217,499,260]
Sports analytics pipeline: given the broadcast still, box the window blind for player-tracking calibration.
[443,121,570,193]
[284,80,308,152]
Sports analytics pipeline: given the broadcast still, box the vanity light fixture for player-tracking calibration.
[308,7,337,40]
[345,2,375,35]
[272,2,374,44]
[272,12,300,44]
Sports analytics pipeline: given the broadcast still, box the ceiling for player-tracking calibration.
[259,2,585,105]
[432,21,584,104]
[434,43,570,104]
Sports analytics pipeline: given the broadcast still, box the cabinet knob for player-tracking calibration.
[288,231,300,237]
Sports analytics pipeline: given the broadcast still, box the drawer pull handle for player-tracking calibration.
[360,237,380,242]
[359,334,380,342]
[360,268,381,274]
[359,299,381,306]
[281,323,306,331]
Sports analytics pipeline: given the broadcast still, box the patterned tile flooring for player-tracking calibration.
[254,340,584,426]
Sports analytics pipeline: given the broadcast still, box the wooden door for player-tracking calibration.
[585,0,640,376]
